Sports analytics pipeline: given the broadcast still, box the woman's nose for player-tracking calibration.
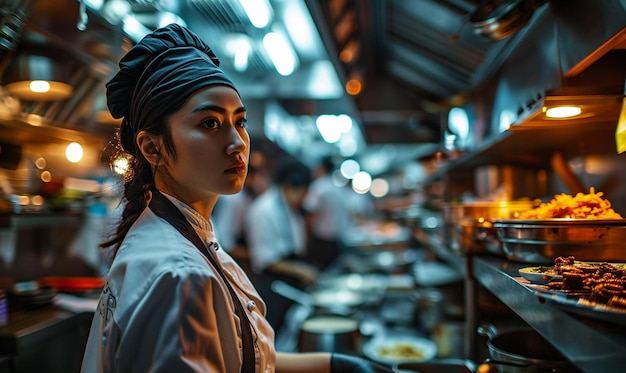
[227,127,247,154]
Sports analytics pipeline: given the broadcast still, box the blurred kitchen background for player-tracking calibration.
[0,0,624,274]
[0,0,625,371]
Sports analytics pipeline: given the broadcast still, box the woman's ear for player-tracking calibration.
[136,131,162,166]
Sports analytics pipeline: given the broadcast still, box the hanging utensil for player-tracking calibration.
[469,0,540,41]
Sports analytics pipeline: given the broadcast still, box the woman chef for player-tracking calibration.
[80,23,391,373]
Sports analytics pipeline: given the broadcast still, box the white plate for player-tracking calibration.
[518,266,560,285]
[362,336,437,364]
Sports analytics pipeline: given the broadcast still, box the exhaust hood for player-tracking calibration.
[0,0,123,146]
[468,0,626,143]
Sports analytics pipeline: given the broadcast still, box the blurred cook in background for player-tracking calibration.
[302,156,344,270]
[303,156,374,269]
[245,158,319,332]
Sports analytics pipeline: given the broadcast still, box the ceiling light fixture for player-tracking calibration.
[122,14,152,42]
[101,0,131,24]
[65,142,84,163]
[239,0,273,29]
[225,34,252,72]
[282,0,320,58]
[544,106,582,118]
[3,54,73,101]
[263,30,298,76]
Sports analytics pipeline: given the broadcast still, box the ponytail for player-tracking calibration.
[100,100,177,254]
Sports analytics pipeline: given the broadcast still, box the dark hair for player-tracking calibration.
[275,159,311,188]
[99,111,177,251]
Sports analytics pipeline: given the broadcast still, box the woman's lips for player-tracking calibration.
[225,164,247,174]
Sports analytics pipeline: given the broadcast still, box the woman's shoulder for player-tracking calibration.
[112,209,213,277]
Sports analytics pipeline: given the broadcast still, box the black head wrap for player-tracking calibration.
[106,23,238,153]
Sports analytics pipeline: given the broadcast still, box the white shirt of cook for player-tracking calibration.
[80,194,275,373]
[213,191,251,252]
[303,174,349,240]
[245,185,307,273]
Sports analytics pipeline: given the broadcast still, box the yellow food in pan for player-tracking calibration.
[517,187,622,220]
[378,343,426,359]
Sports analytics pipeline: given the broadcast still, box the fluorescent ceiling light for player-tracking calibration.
[307,60,343,99]
[123,15,152,42]
[102,0,130,24]
[282,0,323,58]
[263,31,297,76]
[84,0,104,10]
[239,0,273,28]
[448,107,469,139]
[498,109,516,132]
[158,12,187,28]
[225,34,252,72]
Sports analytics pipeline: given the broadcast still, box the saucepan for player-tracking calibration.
[477,324,580,373]
[298,313,362,354]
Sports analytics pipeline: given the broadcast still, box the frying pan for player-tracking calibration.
[271,280,366,311]
[477,324,579,372]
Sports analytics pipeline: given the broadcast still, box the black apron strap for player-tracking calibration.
[149,190,256,373]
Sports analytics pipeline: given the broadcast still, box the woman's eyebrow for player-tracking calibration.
[192,104,247,114]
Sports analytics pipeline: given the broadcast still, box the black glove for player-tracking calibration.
[330,353,393,373]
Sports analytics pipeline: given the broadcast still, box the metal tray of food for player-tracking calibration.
[536,291,626,327]
[493,219,626,265]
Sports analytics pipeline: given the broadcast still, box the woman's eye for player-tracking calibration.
[237,118,249,129]
[201,118,221,129]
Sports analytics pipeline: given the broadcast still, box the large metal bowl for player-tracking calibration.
[440,201,537,254]
[493,219,626,264]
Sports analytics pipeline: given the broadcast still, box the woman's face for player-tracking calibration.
[156,85,249,203]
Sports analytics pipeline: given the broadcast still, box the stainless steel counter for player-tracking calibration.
[471,256,626,373]
[417,230,626,373]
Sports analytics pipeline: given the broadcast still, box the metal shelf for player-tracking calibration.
[415,227,626,372]
[471,255,626,373]
[425,115,620,184]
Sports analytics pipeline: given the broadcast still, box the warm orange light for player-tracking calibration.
[65,142,84,163]
[340,49,354,63]
[5,80,73,101]
[345,79,362,95]
[544,106,582,118]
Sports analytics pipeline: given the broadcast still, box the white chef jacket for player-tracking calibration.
[81,194,275,373]
[245,186,307,273]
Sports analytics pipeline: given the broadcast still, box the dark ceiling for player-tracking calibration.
[306,0,498,145]
[1,0,548,151]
